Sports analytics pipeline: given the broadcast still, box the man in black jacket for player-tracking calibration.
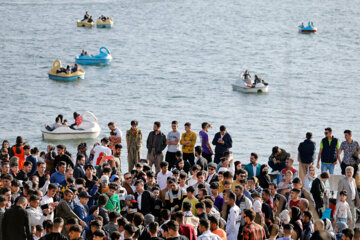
[2,196,32,240]
[298,132,316,181]
[194,146,208,171]
[146,121,167,173]
[310,171,329,218]
[212,125,232,164]
[134,179,155,215]
[73,154,86,179]
[54,144,74,171]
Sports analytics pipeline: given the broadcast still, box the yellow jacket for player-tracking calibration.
[180,132,197,153]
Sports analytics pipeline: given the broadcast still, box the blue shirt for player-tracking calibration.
[50,171,65,184]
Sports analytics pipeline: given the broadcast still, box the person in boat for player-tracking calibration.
[100,15,106,21]
[87,16,93,23]
[254,75,262,84]
[70,112,83,129]
[65,65,71,74]
[56,67,66,74]
[52,116,63,130]
[243,70,251,80]
[80,50,85,56]
[300,22,304,28]
[83,11,89,21]
[71,64,79,73]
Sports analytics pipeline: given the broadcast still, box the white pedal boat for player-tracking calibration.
[41,111,101,140]
[232,73,269,93]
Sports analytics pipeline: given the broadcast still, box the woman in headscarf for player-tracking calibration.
[258,164,271,189]
[303,165,316,192]
[289,206,303,240]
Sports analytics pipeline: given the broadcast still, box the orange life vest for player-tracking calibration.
[12,145,25,170]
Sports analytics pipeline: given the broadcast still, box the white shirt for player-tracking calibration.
[137,192,142,210]
[334,200,352,220]
[114,128,122,138]
[226,205,241,240]
[198,230,222,240]
[157,170,172,190]
[348,178,356,200]
[27,206,51,227]
[41,195,54,221]
[188,177,198,187]
[92,145,112,166]
[253,165,257,177]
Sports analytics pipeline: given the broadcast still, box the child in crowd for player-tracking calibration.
[334,190,352,226]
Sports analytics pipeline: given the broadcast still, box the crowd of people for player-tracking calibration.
[1,121,360,240]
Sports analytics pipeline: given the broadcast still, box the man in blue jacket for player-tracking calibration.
[74,191,99,226]
[212,125,232,164]
[244,153,261,179]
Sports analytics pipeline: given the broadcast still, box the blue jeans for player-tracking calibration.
[321,162,335,174]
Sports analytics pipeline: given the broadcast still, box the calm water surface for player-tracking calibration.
[0,0,359,173]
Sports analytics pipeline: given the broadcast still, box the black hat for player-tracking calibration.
[79,191,91,198]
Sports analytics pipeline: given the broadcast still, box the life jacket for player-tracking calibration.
[12,145,25,170]
[75,115,83,126]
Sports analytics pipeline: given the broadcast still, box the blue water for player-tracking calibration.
[0,0,359,173]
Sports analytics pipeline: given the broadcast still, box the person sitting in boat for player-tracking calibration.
[65,65,71,74]
[70,112,83,129]
[100,15,107,21]
[71,64,79,73]
[254,75,262,84]
[87,16,93,23]
[80,50,85,56]
[243,70,251,80]
[300,22,304,28]
[49,116,63,131]
[56,67,66,74]
[82,11,89,21]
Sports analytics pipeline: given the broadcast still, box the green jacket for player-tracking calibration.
[104,193,120,212]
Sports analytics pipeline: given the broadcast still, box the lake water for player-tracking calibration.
[1,0,359,174]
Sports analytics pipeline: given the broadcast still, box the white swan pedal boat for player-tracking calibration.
[232,73,269,93]
[41,111,101,140]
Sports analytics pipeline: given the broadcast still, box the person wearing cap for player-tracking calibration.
[134,179,155,215]
[74,191,99,226]
[92,138,112,166]
[105,183,121,212]
[180,122,197,166]
[54,144,74,170]
[166,121,181,170]
[146,121,167,173]
[126,120,143,172]
[121,195,137,217]
[206,162,219,184]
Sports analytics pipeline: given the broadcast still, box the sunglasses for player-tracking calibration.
[209,168,215,171]
[324,132,329,135]
[125,177,132,180]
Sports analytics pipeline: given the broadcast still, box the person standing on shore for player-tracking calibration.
[316,127,340,174]
[126,120,142,172]
[212,125,232,164]
[298,132,316,181]
[338,130,359,176]
[165,121,180,170]
[199,122,214,163]
[180,122,197,166]
[146,121,167,173]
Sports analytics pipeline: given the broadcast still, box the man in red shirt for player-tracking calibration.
[289,188,301,208]
[175,211,197,240]
[280,158,298,182]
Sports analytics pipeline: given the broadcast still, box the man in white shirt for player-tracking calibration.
[41,183,58,221]
[226,191,241,240]
[108,122,122,143]
[92,137,112,166]
[157,162,173,190]
[166,121,180,170]
[27,195,52,227]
